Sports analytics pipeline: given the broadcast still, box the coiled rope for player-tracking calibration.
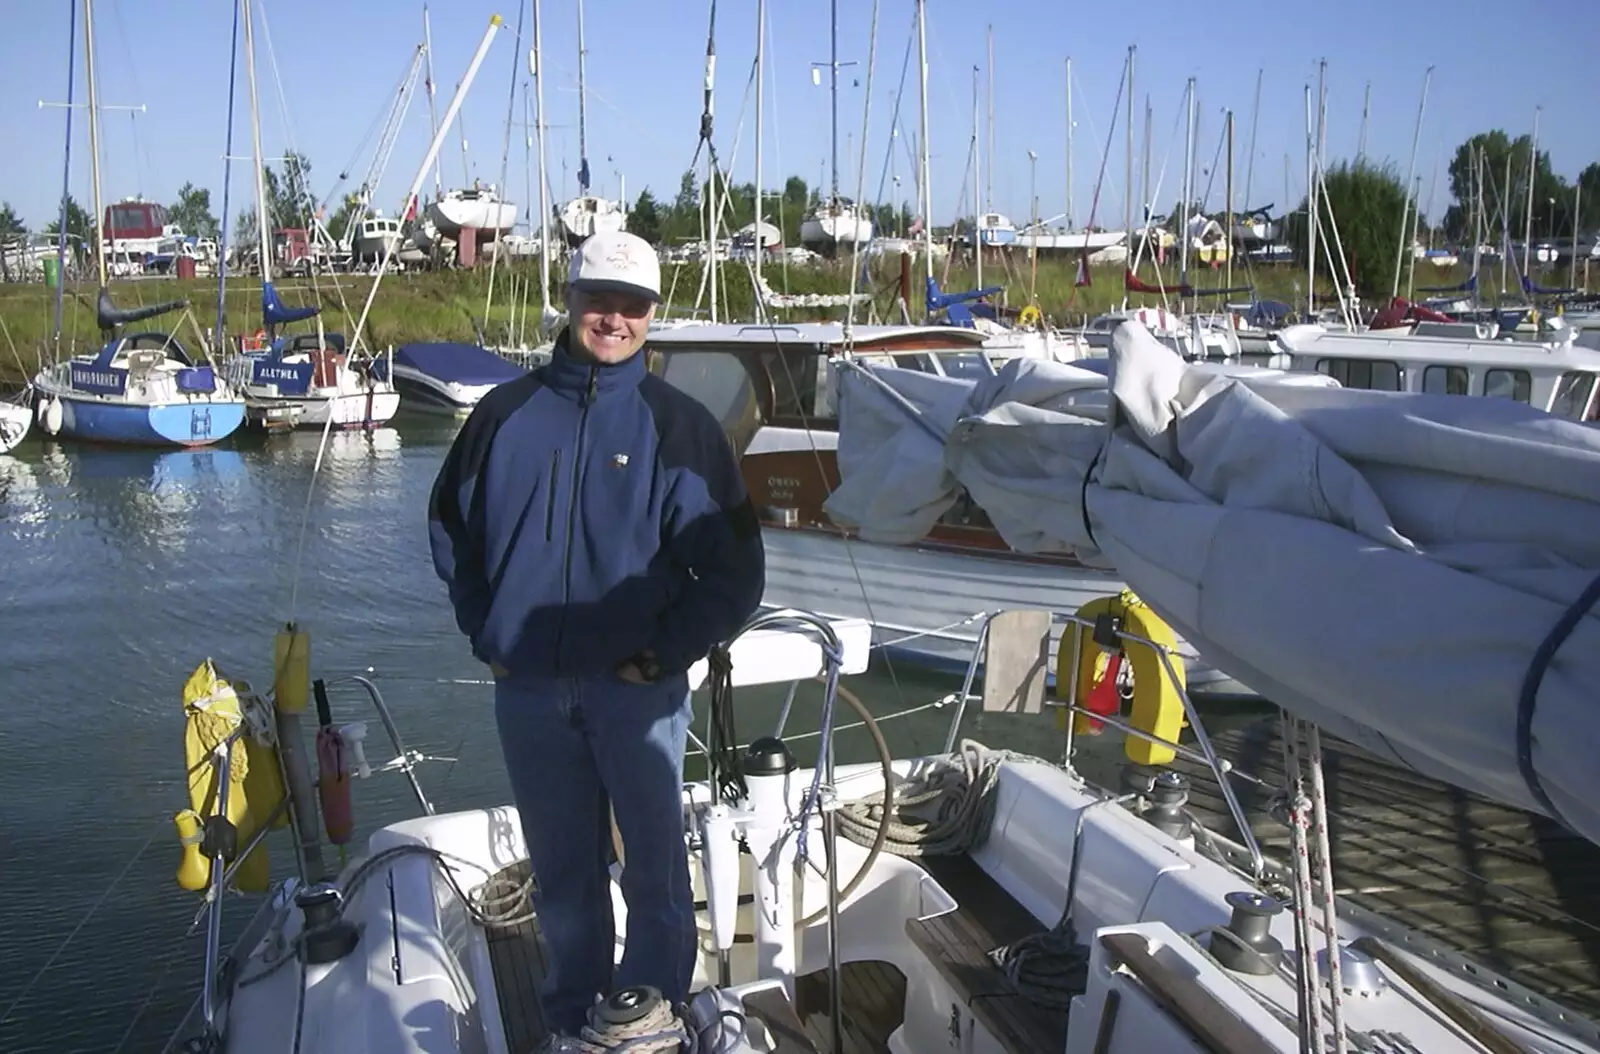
[835,739,1006,858]
[835,740,1090,1010]
[572,998,685,1053]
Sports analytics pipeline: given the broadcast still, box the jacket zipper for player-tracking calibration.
[544,449,561,541]
[556,367,598,663]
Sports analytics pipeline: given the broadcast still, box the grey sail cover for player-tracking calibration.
[824,323,1600,843]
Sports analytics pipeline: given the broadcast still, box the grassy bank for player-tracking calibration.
[0,254,1479,384]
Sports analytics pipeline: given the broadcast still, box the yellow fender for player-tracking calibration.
[1056,591,1187,766]
[179,660,281,893]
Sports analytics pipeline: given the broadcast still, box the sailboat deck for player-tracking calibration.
[480,859,906,1053]
[483,722,1600,1050]
[1170,719,1600,1027]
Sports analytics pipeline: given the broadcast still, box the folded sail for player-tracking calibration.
[825,323,1600,843]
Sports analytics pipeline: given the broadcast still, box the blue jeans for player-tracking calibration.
[493,672,697,1036]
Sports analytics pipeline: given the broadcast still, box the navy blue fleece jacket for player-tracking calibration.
[427,331,766,679]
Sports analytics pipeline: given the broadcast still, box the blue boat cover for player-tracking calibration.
[393,343,527,385]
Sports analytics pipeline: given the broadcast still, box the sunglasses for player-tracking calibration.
[576,289,654,320]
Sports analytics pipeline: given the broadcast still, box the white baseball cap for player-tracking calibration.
[568,230,661,303]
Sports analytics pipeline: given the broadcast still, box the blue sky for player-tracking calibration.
[2,0,1596,233]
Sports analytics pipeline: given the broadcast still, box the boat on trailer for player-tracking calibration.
[384,341,528,415]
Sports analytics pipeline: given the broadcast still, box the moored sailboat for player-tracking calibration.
[31,0,243,449]
[220,0,399,432]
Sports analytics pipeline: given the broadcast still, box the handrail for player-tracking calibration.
[937,607,1267,880]
[324,674,435,816]
[1055,611,1265,880]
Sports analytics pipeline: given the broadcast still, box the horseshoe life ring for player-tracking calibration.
[1016,304,1043,329]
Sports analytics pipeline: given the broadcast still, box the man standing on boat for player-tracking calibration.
[428,230,765,1039]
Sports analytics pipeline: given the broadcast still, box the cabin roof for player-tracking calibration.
[1278,324,1600,371]
[644,321,989,350]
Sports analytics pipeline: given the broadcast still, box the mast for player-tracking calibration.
[1390,65,1432,300]
[915,0,933,290]
[531,0,552,325]
[1522,105,1540,281]
[52,0,78,349]
[214,0,242,351]
[698,0,717,322]
[1064,56,1073,229]
[423,6,442,200]
[1141,97,1151,247]
[82,0,108,289]
[828,0,839,201]
[985,25,994,213]
[1123,46,1134,258]
[1225,109,1234,291]
[1304,85,1316,319]
[576,0,591,195]
[1571,181,1582,293]
[1470,146,1482,286]
[1357,80,1371,159]
[1500,152,1512,295]
[972,65,981,289]
[1406,174,1423,301]
[753,0,765,291]
[242,0,272,287]
[1180,77,1195,287]
[1315,59,1327,166]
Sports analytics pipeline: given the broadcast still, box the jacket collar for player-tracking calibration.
[540,328,647,402]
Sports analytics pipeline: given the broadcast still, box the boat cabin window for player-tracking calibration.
[1315,358,1402,391]
[862,351,936,374]
[1423,365,1469,396]
[933,351,996,380]
[757,349,831,425]
[1550,371,1600,422]
[649,349,763,453]
[1484,368,1532,404]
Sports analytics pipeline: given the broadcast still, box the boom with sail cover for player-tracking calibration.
[824,322,1600,844]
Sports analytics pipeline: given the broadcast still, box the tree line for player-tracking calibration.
[3,127,1593,286]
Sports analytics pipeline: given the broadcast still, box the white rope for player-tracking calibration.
[1304,723,1349,1054]
[835,738,1007,858]
[1280,711,1323,1054]
[575,999,683,1052]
